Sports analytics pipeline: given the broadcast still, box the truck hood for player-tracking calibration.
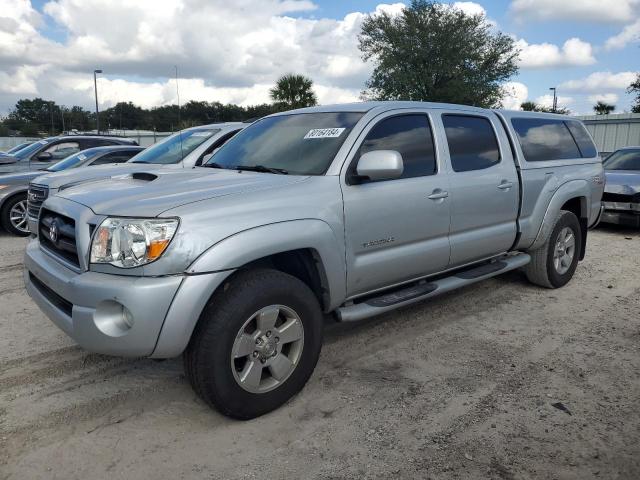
[54,168,308,217]
[604,170,640,195]
[32,163,161,189]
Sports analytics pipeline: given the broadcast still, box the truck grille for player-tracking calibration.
[39,209,80,268]
[28,184,49,220]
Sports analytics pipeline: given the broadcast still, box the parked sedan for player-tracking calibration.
[601,147,640,227]
[0,145,144,236]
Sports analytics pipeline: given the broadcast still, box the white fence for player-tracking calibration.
[0,131,172,151]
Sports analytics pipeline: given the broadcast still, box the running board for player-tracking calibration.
[336,253,531,322]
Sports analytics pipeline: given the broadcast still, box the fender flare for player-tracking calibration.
[151,219,346,358]
[528,179,589,252]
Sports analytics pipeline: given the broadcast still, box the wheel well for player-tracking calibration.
[561,197,588,261]
[240,249,330,311]
[0,190,27,211]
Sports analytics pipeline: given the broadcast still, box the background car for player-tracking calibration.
[0,141,34,155]
[26,123,245,233]
[601,147,640,227]
[0,135,138,175]
[0,145,144,236]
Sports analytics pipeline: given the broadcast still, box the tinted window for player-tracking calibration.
[355,115,436,179]
[207,113,363,175]
[511,118,581,162]
[565,121,597,158]
[604,149,640,171]
[443,115,500,172]
[44,141,80,160]
[92,150,140,165]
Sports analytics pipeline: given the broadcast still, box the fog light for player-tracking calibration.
[94,300,134,337]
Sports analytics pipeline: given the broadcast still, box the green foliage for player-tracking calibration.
[628,73,640,113]
[519,101,570,115]
[269,74,318,110]
[358,0,519,107]
[593,101,615,115]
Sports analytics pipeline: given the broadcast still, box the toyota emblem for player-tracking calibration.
[49,221,59,244]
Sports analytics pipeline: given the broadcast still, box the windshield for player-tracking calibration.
[46,150,98,172]
[205,112,364,175]
[12,139,50,160]
[128,128,220,164]
[604,149,640,171]
[6,142,32,154]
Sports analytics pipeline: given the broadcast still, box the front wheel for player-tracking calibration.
[184,268,323,419]
[1,193,30,236]
[524,210,582,288]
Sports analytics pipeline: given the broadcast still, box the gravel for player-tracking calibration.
[1,225,639,479]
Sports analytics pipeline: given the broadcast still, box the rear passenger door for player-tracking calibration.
[439,112,519,267]
[341,112,451,297]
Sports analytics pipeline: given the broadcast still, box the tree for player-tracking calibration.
[628,73,640,113]
[269,74,318,110]
[519,101,570,115]
[358,0,519,107]
[593,101,615,115]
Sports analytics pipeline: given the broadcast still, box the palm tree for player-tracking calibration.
[269,74,318,110]
[593,101,615,115]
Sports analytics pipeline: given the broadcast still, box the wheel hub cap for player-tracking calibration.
[231,305,304,394]
[9,200,29,233]
[553,226,575,275]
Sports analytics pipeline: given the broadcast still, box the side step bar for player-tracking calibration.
[336,253,531,322]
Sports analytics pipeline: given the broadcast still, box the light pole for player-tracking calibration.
[94,69,102,133]
[549,87,557,113]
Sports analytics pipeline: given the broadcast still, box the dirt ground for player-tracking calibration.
[1,225,639,480]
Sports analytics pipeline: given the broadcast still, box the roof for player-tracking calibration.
[79,145,145,155]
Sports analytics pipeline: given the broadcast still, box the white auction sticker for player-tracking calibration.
[77,154,87,161]
[304,128,345,139]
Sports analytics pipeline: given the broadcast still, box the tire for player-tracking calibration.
[1,193,30,237]
[524,210,582,288]
[184,268,323,419]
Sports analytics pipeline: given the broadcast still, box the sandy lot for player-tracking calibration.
[1,226,639,480]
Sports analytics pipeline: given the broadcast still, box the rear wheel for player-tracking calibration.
[1,193,30,236]
[184,268,323,419]
[525,210,581,288]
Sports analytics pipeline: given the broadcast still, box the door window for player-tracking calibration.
[44,142,80,160]
[443,115,501,172]
[354,114,436,180]
[511,118,582,162]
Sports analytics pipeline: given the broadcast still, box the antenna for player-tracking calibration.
[175,65,184,164]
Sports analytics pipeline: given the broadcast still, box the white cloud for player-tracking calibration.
[605,19,640,50]
[501,81,528,110]
[452,2,486,17]
[510,0,640,23]
[588,93,619,104]
[560,71,638,91]
[535,94,574,110]
[517,38,596,68]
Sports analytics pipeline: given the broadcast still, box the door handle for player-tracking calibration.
[428,189,449,200]
[497,181,514,190]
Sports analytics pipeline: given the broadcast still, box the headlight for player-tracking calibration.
[90,218,178,268]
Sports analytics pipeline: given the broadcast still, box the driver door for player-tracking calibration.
[341,112,451,297]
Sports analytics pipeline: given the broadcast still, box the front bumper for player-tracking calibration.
[601,201,640,227]
[24,239,183,357]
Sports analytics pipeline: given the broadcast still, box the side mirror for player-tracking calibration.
[356,150,404,182]
[35,151,53,162]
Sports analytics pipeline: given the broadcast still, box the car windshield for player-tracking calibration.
[12,139,50,160]
[205,112,364,175]
[128,128,220,164]
[604,149,640,171]
[46,150,99,172]
[6,142,33,154]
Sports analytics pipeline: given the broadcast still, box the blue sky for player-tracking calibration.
[1,0,638,115]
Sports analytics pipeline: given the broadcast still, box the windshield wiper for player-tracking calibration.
[202,162,227,169]
[235,165,288,175]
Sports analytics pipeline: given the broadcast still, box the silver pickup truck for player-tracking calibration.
[24,101,603,419]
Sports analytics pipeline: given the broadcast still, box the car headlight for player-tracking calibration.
[90,218,178,268]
